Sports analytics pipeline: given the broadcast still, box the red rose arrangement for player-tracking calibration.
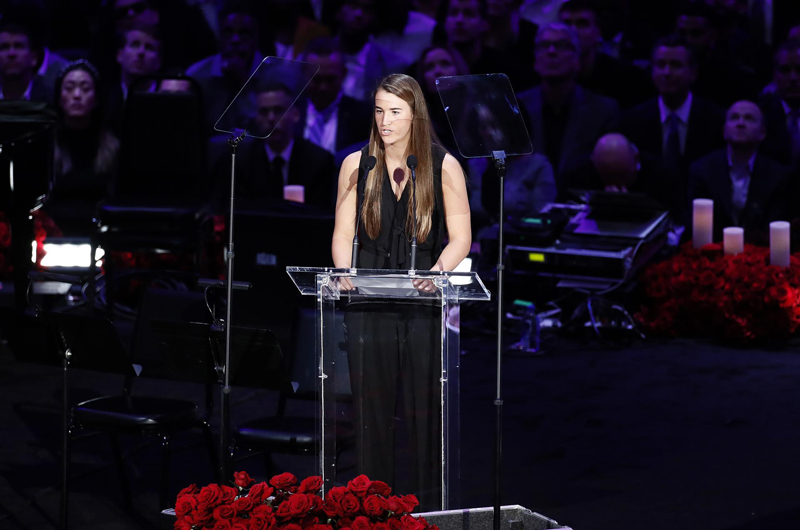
[174,472,439,530]
[636,242,800,341]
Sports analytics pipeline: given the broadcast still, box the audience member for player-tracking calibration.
[674,2,758,106]
[482,0,538,90]
[215,83,336,210]
[443,0,531,90]
[46,60,119,236]
[481,152,556,218]
[517,23,619,197]
[373,1,436,66]
[186,4,263,134]
[619,35,725,222]
[0,21,48,101]
[106,22,162,135]
[758,40,800,166]
[334,0,406,101]
[416,44,470,155]
[689,100,790,237]
[558,0,650,108]
[589,133,639,192]
[296,38,372,158]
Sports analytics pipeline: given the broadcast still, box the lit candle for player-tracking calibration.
[770,221,791,268]
[723,227,744,256]
[692,198,714,248]
[283,185,305,203]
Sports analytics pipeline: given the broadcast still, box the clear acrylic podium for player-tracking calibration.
[287,267,490,510]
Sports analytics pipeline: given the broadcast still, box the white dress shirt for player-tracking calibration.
[304,95,340,154]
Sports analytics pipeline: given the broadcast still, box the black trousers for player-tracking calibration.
[344,301,442,509]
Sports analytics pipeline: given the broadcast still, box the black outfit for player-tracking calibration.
[345,143,447,510]
[688,149,791,240]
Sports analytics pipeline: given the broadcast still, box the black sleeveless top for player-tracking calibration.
[357,144,447,270]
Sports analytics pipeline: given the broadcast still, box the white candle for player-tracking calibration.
[723,227,744,256]
[770,221,791,267]
[692,199,714,248]
[283,185,305,203]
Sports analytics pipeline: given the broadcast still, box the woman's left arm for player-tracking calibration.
[433,153,472,271]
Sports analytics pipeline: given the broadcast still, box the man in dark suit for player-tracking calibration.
[296,38,372,158]
[558,0,650,109]
[517,22,619,198]
[758,40,800,167]
[689,100,790,239]
[0,21,48,102]
[223,83,336,211]
[619,35,725,224]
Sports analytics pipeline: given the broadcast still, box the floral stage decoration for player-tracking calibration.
[174,472,440,530]
[636,242,800,341]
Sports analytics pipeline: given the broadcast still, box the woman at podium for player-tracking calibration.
[331,73,470,508]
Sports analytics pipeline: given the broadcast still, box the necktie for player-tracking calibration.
[663,112,681,173]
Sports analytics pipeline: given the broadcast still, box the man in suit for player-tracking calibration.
[619,35,725,223]
[296,38,372,158]
[516,22,619,198]
[689,100,790,239]
[224,83,336,210]
[558,0,650,109]
[758,40,800,167]
[0,21,48,102]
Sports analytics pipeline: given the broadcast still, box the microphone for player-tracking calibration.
[406,155,418,272]
[351,155,377,268]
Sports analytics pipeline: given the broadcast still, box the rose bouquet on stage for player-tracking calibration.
[174,472,440,530]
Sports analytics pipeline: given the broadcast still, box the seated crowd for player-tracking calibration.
[2,0,800,245]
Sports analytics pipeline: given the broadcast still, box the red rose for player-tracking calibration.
[177,484,200,498]
[214,504,238,521]
[234,496,256,514]
[221,485,239,504]
[214,521,234,530]
[232,520,250,530]
[187,510,214,528]
[250,513,277,530]
[174,520,193,530]
[298,476,323,494]
[322,499,339,518]
[401,496,418,513]
[339,493,361,516]
[352,516,371,530]
[387,518,402,530]
[347,475,372,497]
[198,484,224,509]
[339,518,354,528]
[367,481,391,496]
[372,523,391,530]
[276,501,293,519]
[362,495,386,518]
[386,496,408,514]
[325,486,348,503]
[283,524,303,530]
[248,482,274,504]
[235,471,256,488]
[270,472,298,490]
[299,514,320,528]
[287,493,312,516]
[175,495,198,518]
[401,515,425,530]
[309,525,332,530]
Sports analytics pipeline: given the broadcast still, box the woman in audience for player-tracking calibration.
[416,44,469,154]
[46,59,119,236]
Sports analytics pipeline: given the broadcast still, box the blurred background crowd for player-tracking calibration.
[3,0,800,246]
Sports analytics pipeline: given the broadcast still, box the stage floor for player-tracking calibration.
[1,307,799,530]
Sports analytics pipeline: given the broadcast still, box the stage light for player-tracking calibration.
[32,239,105,268]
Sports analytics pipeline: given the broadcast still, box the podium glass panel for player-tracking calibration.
[287,268,489,511]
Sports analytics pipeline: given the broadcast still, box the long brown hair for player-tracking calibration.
[363,74,440,242]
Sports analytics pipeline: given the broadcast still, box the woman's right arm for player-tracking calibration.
[331,151,362,268]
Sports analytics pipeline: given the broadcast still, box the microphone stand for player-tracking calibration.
[407,156,418,272]
[351,157,376,268]
[491,149,506,530]
[219,127,247,483]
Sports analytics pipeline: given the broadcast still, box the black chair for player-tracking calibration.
[230,307,354,476]
[88,75,212,314]
[62,288,218,522]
